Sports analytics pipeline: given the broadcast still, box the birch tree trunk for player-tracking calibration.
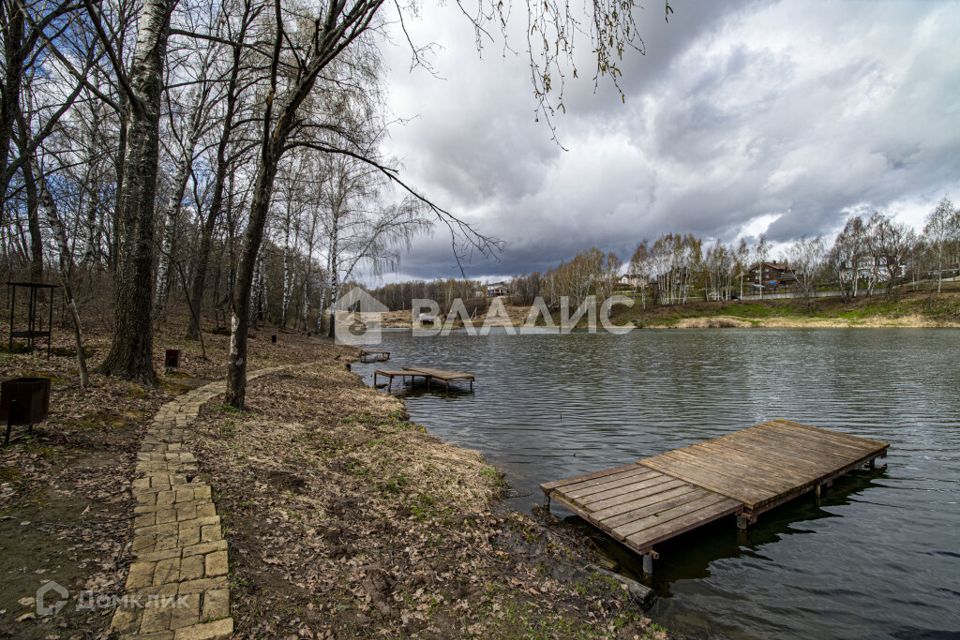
[325,218,341,338]
[155,91,205,324]
[224,0,391,409]
[98,0,177,384]
[280,201,292,328]
[38,171,89,386]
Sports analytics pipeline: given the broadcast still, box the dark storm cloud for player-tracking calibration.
[371,0,960,282]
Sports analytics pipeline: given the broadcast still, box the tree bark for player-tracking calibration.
[155,107,202,324]
[224,150,281,408]
[18,149,44,281]
[0,2,25,212]
[38,169,89,386]
[186,29,244,340]
[98,0,177,384]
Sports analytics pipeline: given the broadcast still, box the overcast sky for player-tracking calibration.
[366,0,960,283]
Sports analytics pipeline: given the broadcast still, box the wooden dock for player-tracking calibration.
[541,419,888,569]
[359,349,390,363]
[373,366,475,392]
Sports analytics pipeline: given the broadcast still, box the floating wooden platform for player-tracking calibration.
[359,349,390,363]
[541,420,888,565]
[373,366,475,392]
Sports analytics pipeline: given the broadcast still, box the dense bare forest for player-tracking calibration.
[1,0,657,406]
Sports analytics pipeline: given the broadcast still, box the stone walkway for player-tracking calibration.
[111,365,293,640]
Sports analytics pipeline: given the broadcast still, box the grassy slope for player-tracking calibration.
[608,291,960,328]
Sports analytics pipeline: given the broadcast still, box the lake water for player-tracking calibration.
[353,329,960,640]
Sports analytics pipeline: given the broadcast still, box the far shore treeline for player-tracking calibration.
[368,199,960,312]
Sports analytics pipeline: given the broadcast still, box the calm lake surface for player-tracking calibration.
[353,329,960,640]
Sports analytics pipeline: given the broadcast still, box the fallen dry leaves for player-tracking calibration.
[190,360,666,639]
[0,320,339,639]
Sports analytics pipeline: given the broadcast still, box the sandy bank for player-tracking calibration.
[663,314,960,329]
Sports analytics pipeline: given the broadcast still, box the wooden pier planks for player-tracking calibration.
[544,465,741,553]
[372,366,475,391]
[541,420,889,557]
[402,367,475,382]
[359,349,390,363]
[639,419,888,512]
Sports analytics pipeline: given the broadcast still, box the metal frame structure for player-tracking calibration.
[7,282,58,357]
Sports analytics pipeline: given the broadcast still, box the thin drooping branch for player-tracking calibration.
[285,139,502,275]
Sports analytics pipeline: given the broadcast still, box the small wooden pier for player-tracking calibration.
[541,419,888,572]
[373,366,475,392]
[359,349,390,363]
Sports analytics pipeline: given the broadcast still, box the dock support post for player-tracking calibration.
[642,553,654,576]
[373,372,378,387]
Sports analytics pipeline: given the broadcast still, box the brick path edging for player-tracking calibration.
[111,365,293,640]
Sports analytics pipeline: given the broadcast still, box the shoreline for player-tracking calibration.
[379,291,960,331]
[184,345,665,638]
[648,314,960,329]
[0,328,667,639]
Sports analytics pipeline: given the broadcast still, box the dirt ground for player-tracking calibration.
[189,363,664,639]
[0,323,332,639]
[1,323,667,639]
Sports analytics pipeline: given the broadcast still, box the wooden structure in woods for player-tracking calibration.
[373,366,475,392]
[359,349,390,363]
[541,420,888,571]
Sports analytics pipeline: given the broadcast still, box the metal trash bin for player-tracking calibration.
[1,377,51,445]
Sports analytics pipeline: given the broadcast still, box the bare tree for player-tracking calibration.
[37,161,89,385]
[830,217,868,300]
[787,236,824,299]
[924,197,953,294]
[753,234,769,300]
[86,0,179,383]
[220,0,504,407]
[185,0,259,339]
[154,44,219,324]
[628,240,652,308]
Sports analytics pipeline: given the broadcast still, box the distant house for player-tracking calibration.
[619,273,643,287]
[840,256,905,283]
[748,262,796,289]
[486,281,510,297]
